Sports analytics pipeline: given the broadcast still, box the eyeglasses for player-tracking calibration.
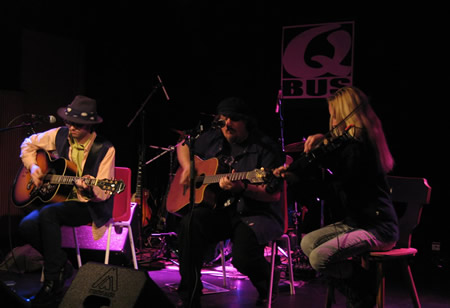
[64,121,86,129]
[220,114,245,122]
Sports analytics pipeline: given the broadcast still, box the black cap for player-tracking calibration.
[216,97,252,119]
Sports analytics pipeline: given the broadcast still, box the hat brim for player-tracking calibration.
[57,107,103,125]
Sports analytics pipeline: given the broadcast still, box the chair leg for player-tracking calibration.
[375,262,385,308]
[325,284,335,308]
[220,241,228,288]
[104,224,113,265]
[72,227,82,268]
[268,241,277,308]
[127,225,138,270]
[401,261,421,308]
[279,234,295,294]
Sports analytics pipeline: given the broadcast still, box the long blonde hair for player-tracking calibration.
[327,86,394,173]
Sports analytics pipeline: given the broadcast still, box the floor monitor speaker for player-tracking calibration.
[60,262,175,307]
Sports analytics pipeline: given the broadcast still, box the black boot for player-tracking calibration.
[176,282,203,308]
[60,261,74,285]
[31,279,64,307]
[31,261,74,307]
[329,265,376,308]
[255,268,281,306]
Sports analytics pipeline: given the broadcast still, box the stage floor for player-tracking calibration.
[1,253,450,307]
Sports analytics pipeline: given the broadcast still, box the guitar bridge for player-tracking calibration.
[39,182,56,195]
[224,197,235,208]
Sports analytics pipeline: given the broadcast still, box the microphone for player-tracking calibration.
[211,119,225,129]
[157,75,170,101]
[28,114,57,124]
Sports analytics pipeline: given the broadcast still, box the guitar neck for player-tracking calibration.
[135,165,143,197]
[201,171,251,184]
[46,174,99,187]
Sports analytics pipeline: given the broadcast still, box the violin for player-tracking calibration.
[265,126,356,192]
[286,125,356,174]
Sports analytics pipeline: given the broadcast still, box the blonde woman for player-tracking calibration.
[275,86,398,307]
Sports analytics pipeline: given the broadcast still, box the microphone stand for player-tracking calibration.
[179,122,204,214]
[145,144,180,166]
[276,89,285,153]
[0,122,36,135]
[180,122,203,303]
[1,113,44,135]
[275,90,295,259]
[143,144,179,265]
[127,82,164,262]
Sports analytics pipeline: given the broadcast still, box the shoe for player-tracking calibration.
[346,294,376,308]
[31,261,73,307]
[59,261,74,286]
[255,268,280,306]
[31,279,64,307]
[175,298,202,308]
[329,265,377,308]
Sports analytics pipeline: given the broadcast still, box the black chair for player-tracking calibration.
[219,156,296,306]
[326,176,432,308]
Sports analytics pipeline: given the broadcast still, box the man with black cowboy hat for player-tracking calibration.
[174,97,284,307]
[18,95,116,307]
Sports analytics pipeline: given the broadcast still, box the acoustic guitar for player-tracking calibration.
[12,149,125,208]
[166,155,268,214]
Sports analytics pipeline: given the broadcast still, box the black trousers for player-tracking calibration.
[177,205,271,304]
[18,201,92,280]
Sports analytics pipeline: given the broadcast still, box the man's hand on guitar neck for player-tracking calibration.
[219,170,246,194]
[74,175,94,198]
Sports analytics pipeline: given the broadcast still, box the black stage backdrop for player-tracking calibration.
[0,2,446,267]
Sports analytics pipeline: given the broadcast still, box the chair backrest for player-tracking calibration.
[112,167,132,222]
[387,176,432,248]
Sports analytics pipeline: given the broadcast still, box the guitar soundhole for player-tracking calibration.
[196,174,205,189]
[40,169,57,195]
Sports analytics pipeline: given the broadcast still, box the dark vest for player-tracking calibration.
[55,127,114,227]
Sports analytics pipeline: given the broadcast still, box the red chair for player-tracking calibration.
[72,167,138,269]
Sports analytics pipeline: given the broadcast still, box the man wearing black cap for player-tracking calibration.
[18,95,115,306]
[174,97,284,307]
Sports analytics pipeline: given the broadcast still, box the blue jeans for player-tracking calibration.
[300,221,396,279]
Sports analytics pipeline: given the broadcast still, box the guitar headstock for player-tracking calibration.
[98,179,126,195]
[247,168,269,183]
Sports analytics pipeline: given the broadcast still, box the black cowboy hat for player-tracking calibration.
[57,95,103,125]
